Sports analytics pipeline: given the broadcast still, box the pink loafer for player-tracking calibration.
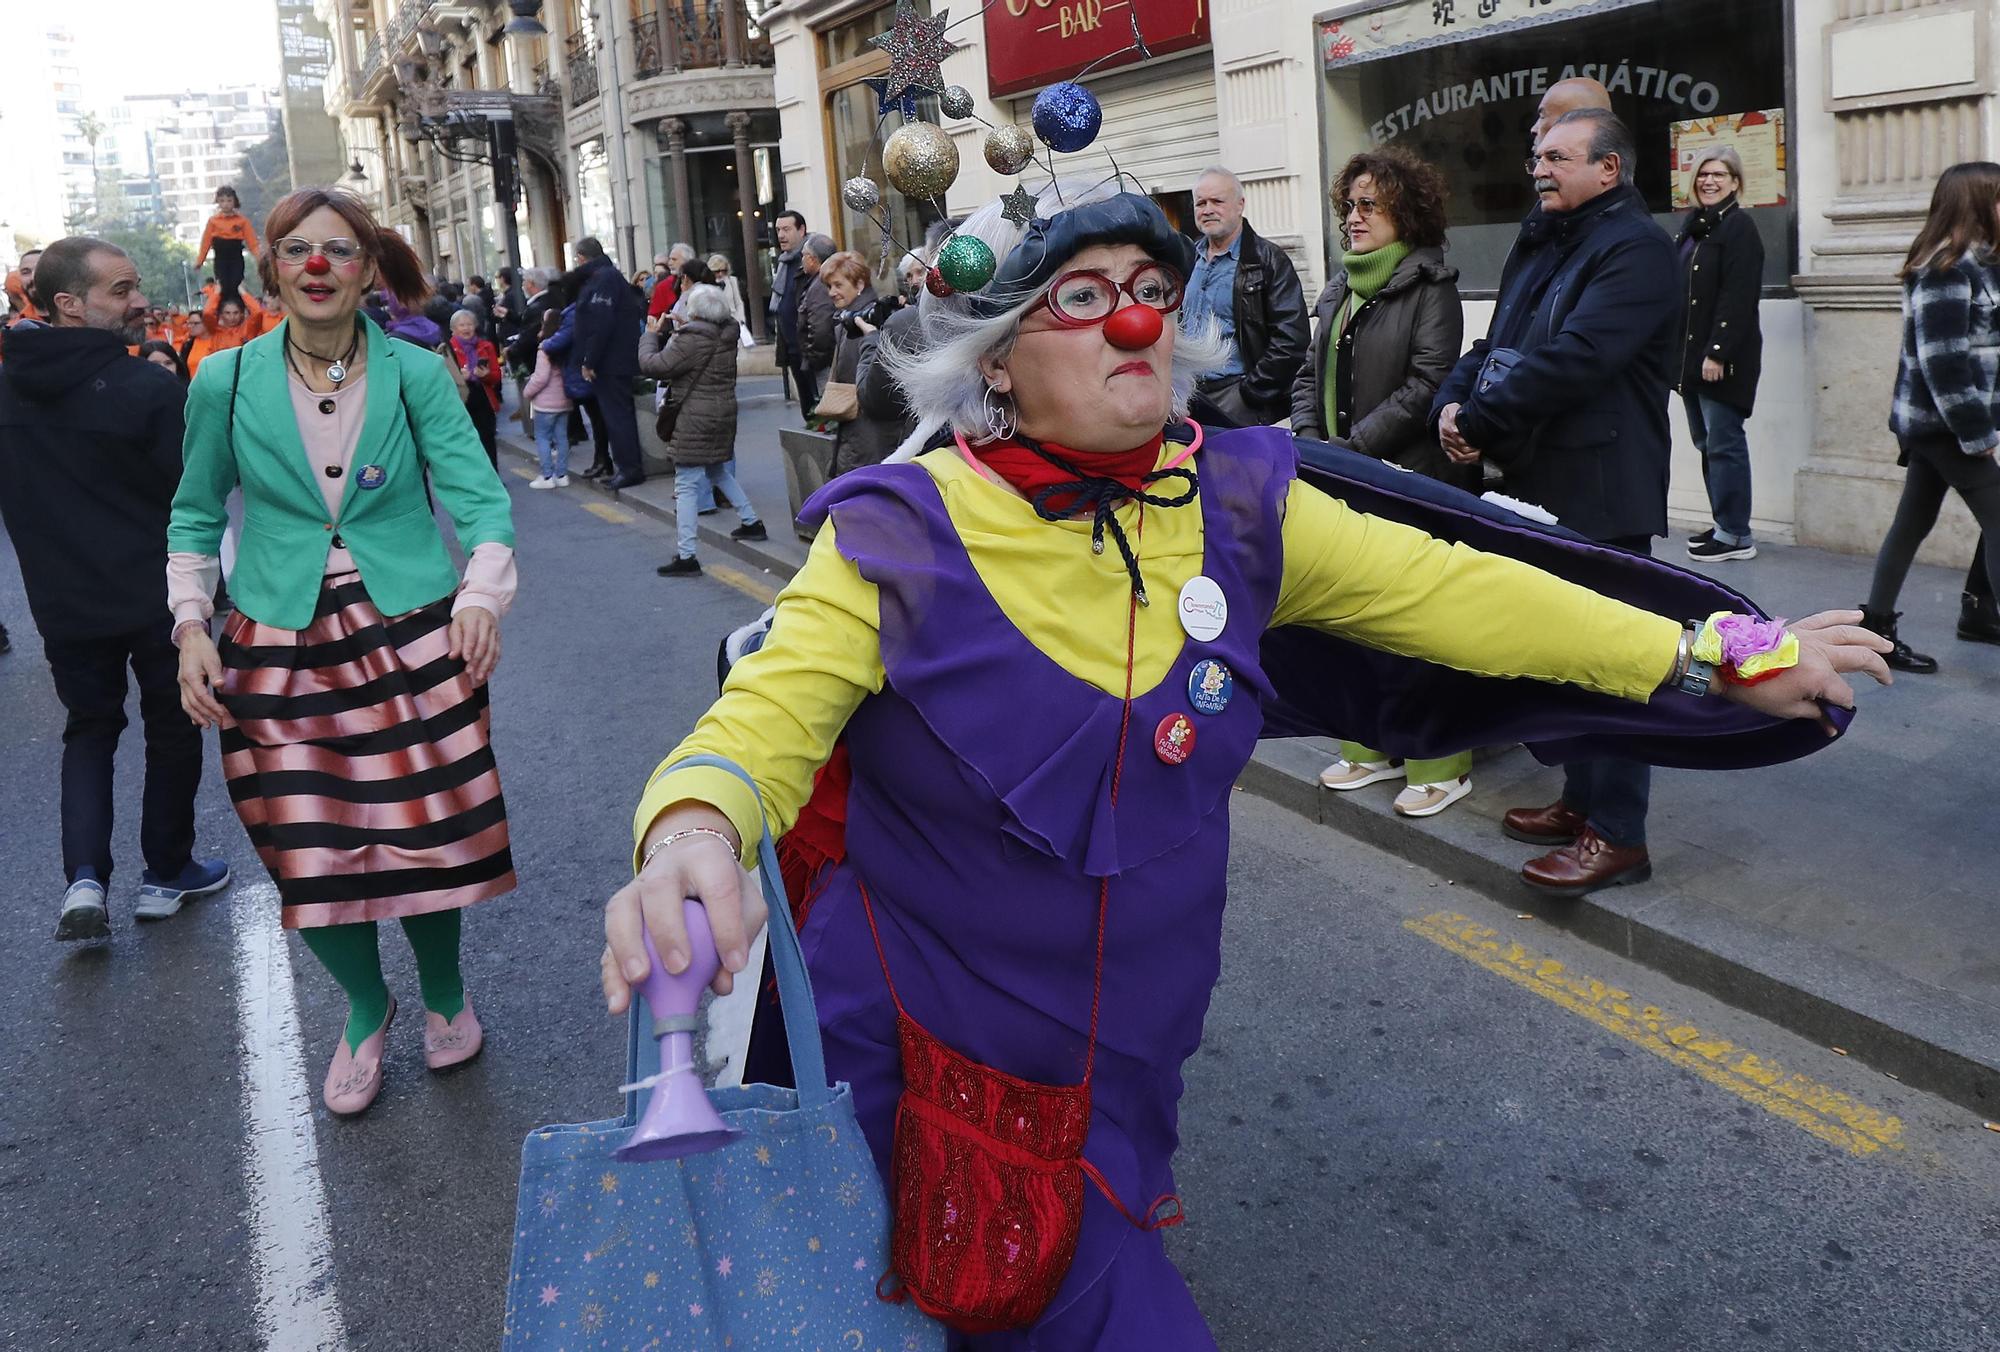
[324,998,396,1116]
[424,998,483,1071]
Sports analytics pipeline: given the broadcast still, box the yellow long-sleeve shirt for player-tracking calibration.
[634,446,1682,861]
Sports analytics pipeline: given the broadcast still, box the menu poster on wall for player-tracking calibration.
[1670,109,1786,208]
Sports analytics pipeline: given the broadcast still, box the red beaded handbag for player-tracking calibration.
[859,879,1181,1333]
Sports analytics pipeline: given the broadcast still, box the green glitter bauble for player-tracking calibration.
[935,234,997,292]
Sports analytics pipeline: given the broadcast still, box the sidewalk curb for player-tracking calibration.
[512,419,2000,1119]
[1241,740,2000,1120]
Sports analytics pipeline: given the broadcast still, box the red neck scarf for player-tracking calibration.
[971,432,1165,505]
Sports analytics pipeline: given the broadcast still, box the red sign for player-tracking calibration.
[984,0,1211,99]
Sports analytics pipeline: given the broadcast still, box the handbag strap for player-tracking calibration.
[622,753,834,1125]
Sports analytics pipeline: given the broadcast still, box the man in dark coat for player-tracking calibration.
[1185,167,1308,427]
[1431,108,1678,898]
[0,236,230,940]
[571,236,648,488]
[770,211,810,407]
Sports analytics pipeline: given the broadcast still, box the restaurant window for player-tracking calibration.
[818,2,945,283]
[1319,0,1793,293]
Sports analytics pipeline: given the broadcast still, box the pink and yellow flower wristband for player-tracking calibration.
[1690,611,1800,687]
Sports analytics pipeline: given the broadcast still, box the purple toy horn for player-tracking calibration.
[615,899,744,1163]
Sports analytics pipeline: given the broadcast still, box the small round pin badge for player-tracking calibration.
[1176,576,1227,641]
[1154,712,1197,765]
[356,464,387,490]
[1188,659,1234,714]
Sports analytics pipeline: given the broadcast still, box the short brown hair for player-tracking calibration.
[820,250,871,290]
[257,187,433,309]
[1331,147,1450,251]
[31,236,126,312]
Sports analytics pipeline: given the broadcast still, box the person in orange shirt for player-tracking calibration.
[180,309,219,376]
[201,291,264,353]
[194,187,259,305]
[7,249,46,325]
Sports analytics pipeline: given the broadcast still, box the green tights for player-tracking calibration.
[300,910,466,1053]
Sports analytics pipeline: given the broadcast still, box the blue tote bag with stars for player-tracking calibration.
[500,757,943,1351]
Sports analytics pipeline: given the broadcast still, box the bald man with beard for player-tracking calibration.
[1532,77,1612,139]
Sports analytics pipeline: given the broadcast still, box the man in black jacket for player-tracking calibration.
[571,236,648,488]
[1185,167,1308,427]
[1431,108,1677,898]
[0,236,230,940]
[770,211,809,407]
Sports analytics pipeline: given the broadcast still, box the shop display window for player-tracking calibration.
[1319,0,1793,293]
[819,1,946,284]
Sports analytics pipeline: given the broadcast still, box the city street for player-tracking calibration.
[3,450,1998,1350]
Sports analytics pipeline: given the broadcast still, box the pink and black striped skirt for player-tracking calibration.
[217,572,516,929]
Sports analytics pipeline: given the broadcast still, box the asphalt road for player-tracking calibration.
[2,455,1996,1350]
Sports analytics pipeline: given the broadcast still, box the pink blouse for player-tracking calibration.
[168,370,516,632]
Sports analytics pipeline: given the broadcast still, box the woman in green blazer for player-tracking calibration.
[167,188,518,1117]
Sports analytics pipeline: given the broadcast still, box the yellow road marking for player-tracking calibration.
[508,466,536,481]
[583,501,635,525]
[1406,912,1904,1158]
[707,562,780,606]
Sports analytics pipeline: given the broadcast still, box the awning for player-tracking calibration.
[1320,0,1655,70]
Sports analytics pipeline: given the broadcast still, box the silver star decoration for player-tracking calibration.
[999,185,1038,227]
[868,0,960,108]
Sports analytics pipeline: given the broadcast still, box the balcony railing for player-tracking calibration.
[629,0,775,78]
[530,59,561,99]
[565,30,600,106]
[632,13,666,80]
[357,0,438,92]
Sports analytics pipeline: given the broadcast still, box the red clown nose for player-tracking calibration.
[1102,302,1162,351]
[303,254,332,276]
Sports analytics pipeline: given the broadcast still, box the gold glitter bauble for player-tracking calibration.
[983,124,1035,176]
[882,122,960,199]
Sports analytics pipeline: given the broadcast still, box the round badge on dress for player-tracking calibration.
[1154,712,1197,765]
[1177,575,1227,641]
[1187,659,1234,714]
[356,464,387,490]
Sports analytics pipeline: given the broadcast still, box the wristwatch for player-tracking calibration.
[1676,655,1717,699]
[1669,622,1716,698]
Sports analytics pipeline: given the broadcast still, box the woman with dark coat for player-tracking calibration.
[639,283,764,577]
[1291,147,1475,820]
[820,252,902,476]
[1675,145,1766,563]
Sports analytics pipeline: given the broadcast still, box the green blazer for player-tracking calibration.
[169,316,515,631]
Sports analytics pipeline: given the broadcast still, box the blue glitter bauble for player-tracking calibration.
[1031,82,1102,154]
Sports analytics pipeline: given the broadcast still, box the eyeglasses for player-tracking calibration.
[1524,149,1589,175]
[1025,262,1185,327]
[1338,196,1382,220]
[1693,171,1734,181]
[274,236,365,265]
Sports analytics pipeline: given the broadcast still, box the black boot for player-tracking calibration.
[1958,591,2000,645]
[1860,605,1939,673]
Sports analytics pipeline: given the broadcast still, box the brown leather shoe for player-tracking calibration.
[1501,799,1588,846]
[1520,828,1652,898]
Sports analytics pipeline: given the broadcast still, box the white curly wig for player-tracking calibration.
[881,179,1232,461]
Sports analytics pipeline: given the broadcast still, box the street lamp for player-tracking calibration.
[504,1,547,36]
[416,26,445,60]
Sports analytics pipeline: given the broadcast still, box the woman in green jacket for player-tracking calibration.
[167,188,518,1117]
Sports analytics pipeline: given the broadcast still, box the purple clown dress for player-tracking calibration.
[792,432,1294,1349]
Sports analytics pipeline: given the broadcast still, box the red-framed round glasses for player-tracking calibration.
[1026,262,1185,328]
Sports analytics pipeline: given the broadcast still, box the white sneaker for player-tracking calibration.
[1318,758,1405,791]
[54,879,109,941]
[1393,776,1472,818]
[528,476,555,490]
[553,475,570,487]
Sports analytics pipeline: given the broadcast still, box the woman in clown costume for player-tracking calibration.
[599,182,1889,1349]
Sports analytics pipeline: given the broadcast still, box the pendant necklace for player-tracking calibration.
[289,327,360,387]
[284,341,352,416]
